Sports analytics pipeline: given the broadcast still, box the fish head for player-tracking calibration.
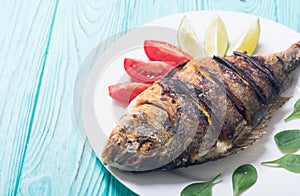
[101,95,221,171]
[101,103,184,171]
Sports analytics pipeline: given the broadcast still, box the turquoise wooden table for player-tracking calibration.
[1,0,299,195]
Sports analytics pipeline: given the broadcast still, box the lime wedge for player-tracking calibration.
[204,15,229,57]
[226,18,260,56]
[177,15,207,58]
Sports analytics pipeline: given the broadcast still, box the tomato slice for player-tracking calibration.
[108,82,151,105]
[124,58,175,83]
[144,40,191,64]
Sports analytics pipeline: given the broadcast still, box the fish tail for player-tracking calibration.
[282,41,300,72]
[277,41,300,71]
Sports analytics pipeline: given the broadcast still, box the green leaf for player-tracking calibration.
[180,173,221,196]
[232,164,258,196]
[261,154,300,173]
[274,129,300,153]
[285,98,300,122]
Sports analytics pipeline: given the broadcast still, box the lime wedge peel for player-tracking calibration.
[226,18,260,56]
[177,15,260,58]
[204,15,229,57]
[177,15,208,58]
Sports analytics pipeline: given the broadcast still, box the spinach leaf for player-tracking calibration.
[180,173,221,196]
[285,98,300,122]
[261,154,300,173]
[274,129,300,153]
[232,164,258,196]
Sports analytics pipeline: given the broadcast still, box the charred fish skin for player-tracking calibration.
[102,80,207,171]
[102,41,300,172]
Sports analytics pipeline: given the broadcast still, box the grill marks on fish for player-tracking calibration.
[199,64,250,124]
[156,81,215,168]
[172,62,241,142]
[234,51,281,94]
[160,72,221,157]
[183,63,245,140]
[166,70,216,125]
[214,56,267,105]
[204,58,263,127]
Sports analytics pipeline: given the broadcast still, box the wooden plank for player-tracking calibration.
[204,0,300,33]
[15,0,135,195]
[203,0,278,19]
[0,0,59,195]
[276,0,300,32]
[121,0,200,28]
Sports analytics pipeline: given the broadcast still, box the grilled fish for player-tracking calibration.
[102,41,300,172]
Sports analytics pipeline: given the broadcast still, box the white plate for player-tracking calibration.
[76,11,300,196]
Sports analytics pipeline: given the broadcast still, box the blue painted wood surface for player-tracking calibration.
[0,0,299,195]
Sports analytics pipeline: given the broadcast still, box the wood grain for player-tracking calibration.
[0,0,59,195]
[0,0,299,195]
[276,0,300,32]
[204,0,300,33]
[16,0,135,195]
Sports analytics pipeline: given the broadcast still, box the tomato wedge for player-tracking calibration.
[144,40,191,64]
[124,58,176,83]
[108,82,151,105]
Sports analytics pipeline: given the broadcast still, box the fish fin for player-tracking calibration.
[227,96,290,155]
